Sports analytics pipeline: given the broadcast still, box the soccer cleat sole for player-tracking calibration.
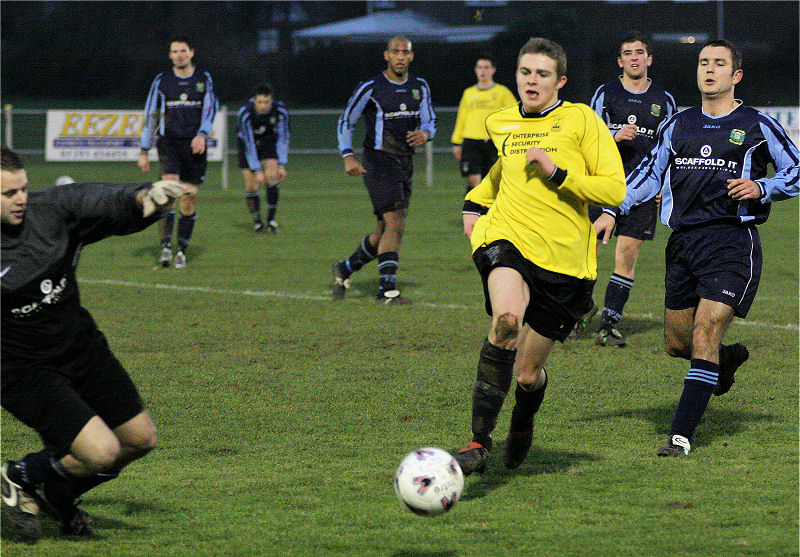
[1,463,42,539]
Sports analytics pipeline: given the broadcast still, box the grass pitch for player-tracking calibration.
[2,154,798,556]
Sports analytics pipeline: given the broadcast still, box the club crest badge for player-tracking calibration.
[729,129,746,145]
[650,104,661,117]
[196,82,205,93]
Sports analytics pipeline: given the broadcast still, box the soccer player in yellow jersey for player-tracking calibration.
[451,55,517,192]
[454,38,626,476]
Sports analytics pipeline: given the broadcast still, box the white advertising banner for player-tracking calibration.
[45,110,226,161]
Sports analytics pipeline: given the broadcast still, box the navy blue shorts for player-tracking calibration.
[664,225,761,318]
[237,138,278,170]
[589,197,659,241]
[1,330,145,457]
[473,239,596,342]
[157,136,207,185]
[362,148,413,218]
[460,138,498,178]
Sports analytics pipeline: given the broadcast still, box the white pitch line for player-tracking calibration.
[79,278,799,331]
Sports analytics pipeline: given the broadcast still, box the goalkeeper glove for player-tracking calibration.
[142,180,193,217]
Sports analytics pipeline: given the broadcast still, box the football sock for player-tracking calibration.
[177,212,196,253]
[8,451,73,488]
[245,191,262,223]
[341,235,377,278]
[266,183,280,222]
[510,370,548,431]
[159,210,175,248]
[70,472,119,498]
[669,359,719,440]
[471,338,516,449]
[377,251,398,296]
[600,273,633,328]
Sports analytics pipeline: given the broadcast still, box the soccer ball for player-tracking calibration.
[394,447,464,516]
[55,176,74,186]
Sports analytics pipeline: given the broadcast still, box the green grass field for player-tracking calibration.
[2,154,798,556]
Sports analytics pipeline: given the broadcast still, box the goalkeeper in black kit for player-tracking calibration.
[0,146,190,538]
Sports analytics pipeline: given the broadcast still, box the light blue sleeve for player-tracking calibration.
[756,114,799,202]
[140,74,163,150]
[237,105,261,172]
[418,78,436,140]
[198,72,218,137]
[620,117,677,214]
[276,104,290,166]
[337,80,373,156]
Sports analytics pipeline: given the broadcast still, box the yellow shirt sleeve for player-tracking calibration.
[555,105,626,207]
[464,157,502,208]
[450,89,470,145]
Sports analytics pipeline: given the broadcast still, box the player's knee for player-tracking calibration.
[124,422,158,457]
[664,335,690,359]
[492,313,520,347]
[83,439,122,473]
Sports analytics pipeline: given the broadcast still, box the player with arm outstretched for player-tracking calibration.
[597,40,799,457]
[1,146,190,538]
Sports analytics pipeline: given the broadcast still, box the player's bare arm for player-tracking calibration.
[614,123,638,142]
[406,129,430,148]
[726,178,762,200]
[593,212,616,245]
[190,134,206,155]
[525,146,556,177]
[462,212,479,238]
[343,155,366,176]
[138,152,150,173]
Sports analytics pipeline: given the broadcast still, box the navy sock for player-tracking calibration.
[377,251,398,295]
[510,370,548,431]
[245,191,262,222]
[71,472,119,497]
[159,210,175,248]
[600,273,633,328]
[177,212,196,253]
[669,359,719,440]
[266,184,280,222]
[471,339,516,449]
[341,235,377,278]
[8,450,72,488]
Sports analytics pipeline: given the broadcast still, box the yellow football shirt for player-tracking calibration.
[465,101,626,280]
[451,83,517,144]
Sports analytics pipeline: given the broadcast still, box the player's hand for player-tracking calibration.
[276,165,287,181]
[255,171,268,186]
[463,213,479,239]
[141,181,196,217]
[593,212,616,245]
[191,134,206,155]
[406,129,430,148]
[138,153,150,173]
[525,146,556,177]
[452,145,462,161]
[344,155,366,177]
[614,124,638,142]
[726,178,762,200]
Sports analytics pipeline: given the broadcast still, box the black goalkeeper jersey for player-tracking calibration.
[1,182,158,367]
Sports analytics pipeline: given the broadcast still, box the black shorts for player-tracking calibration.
[157,136,207,184]
[237,138,278,170]
[1,330,145,457]
[588,198,659,241]
[362,147,413,217]
[473,239,596,342]
[664,224,762,318]
[460,138,498,178]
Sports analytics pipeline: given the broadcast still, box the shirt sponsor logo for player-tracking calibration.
[627,114,637,124]
[384,110,420,119]
[10,276,68,317]
[700,145,712,157]
[729,129,746,145]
